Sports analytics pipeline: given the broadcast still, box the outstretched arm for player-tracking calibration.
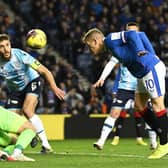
[93,56,119,88]
[31,62,65,100]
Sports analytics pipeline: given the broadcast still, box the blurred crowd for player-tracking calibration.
[0,0,168,115]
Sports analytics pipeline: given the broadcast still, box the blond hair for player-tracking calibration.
[82,28,104,43]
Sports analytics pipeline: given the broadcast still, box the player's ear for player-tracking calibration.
[93,38,97,45]
[87,38,96,45]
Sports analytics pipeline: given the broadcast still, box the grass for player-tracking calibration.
[0,138,168,168]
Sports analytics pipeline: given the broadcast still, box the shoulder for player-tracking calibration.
[12,48,24,53]
[137,31,145,36]
[12,48,31,57]
[105,32,122,40]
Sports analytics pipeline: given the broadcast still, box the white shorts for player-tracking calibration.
[136,61,166,98]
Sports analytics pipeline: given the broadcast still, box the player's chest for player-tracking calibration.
[0,62,25,78]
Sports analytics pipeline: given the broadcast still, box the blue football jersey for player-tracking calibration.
[0,48,40,91]
[104,31,160,78]
[138,32,156,55]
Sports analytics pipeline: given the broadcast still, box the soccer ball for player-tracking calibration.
[26,29,47,49]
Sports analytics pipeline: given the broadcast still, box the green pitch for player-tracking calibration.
[1,139,168,168]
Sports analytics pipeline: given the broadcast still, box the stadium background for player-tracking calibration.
[0,0,168,140]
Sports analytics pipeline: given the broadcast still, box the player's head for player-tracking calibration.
[82,28,105,55]
[126,22,139,31]
[0,34,11,60]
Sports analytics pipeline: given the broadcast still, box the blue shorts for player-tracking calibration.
[5,77,41,109]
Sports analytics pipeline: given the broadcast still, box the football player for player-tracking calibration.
[82,26,167,159]
[0,34,65,153]
[0,106,36,161]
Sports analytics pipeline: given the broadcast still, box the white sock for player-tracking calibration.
[12,148,22,157]
[145,124,157,147]
[148,130,157,146]
[99,116,116,144]
[30,115,51,149]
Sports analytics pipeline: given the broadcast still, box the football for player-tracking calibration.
[26,29,47,49]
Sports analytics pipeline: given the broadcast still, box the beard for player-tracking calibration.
[0,52,11,61]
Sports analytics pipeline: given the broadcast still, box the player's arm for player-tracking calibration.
[93,56,119,88]
[139,32,156,55]
[30,60,65,100]
[19,50,65,100]
[123,30,148,56]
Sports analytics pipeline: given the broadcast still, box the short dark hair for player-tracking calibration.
[0,34,10,42]
[126,22,139,27]
[125,22,139,30]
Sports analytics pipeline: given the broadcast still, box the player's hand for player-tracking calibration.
[54,87,65,100]
[92,79,105,88]
[137,50,148,56]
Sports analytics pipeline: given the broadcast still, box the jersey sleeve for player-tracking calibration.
[30,60,41,70]
[105,32,124,47]
[19,50,41,70]
[99,56,119,80]
[124,30,146,54]
[138,32,156,55]
[104,33,131,63]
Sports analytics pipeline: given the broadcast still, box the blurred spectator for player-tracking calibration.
[60,101,70,114]
[159,27,168,65]
[86,87,103,114]
[71,100,87,116]
[64,88,84,111]
[76,47,92,79]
